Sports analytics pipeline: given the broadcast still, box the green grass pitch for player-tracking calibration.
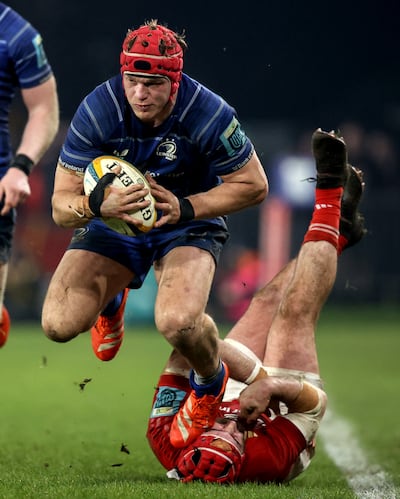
[0,306,399,498]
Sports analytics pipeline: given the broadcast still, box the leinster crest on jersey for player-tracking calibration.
[156,139,177,161]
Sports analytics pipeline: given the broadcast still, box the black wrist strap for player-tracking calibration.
[178,198,195,222]
[10,154,34,176]
[88,172,116,217]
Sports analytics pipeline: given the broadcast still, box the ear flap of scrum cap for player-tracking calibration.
[120,21,184,96]
[176,434,243,484]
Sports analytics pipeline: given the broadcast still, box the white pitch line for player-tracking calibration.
[319,408,398,499]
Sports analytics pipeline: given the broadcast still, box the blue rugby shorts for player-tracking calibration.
[68,219,229,288]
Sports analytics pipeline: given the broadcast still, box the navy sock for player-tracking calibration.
[190,360,226,397]
[101,291,124,317]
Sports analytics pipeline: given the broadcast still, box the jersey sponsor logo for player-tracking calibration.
[220,117,246,157]
[156,140,177,161]
[59,160,82,173]
[32,34,48,68]
[150,386,187,418]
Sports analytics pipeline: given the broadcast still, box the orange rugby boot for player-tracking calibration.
[91,288,129,361]
[0,306,10,348]
[170,361,229,448]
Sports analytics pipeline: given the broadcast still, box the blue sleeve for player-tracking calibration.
[59,81,121,172]
[206,112,255,176]
[181,83,254,177]
[6,7,53,88]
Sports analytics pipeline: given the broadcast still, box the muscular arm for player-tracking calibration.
[188,151,268,218]
[17,76,59,163]
[149,151,268,227]
[0,76,59,215]
[239,376,327,423]
[51,165,93,227]
[52,164,153,228]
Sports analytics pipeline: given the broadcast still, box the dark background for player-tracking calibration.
[6,0,400,321]
[8,0,400,131]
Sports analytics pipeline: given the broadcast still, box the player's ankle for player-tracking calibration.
[190,361,226,397]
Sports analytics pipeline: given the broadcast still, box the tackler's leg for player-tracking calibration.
[264,129,348,374]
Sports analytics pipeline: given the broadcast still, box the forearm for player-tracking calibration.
[51,165,95,228]
[18,78,59,164]
[186,154,268,219]
[239,376,326,422]
[17,112,58,164]
[263,377,324,414]
[284,382,327,442]
[52,191,94,228]
[186,180,265,219]
[285,380,323,413]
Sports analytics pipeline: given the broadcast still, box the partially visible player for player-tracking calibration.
[0,3,59,346]
[146,128,367,483]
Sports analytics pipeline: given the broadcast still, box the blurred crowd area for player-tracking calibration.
[7,112,400,322]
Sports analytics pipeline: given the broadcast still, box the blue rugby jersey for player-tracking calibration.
[0,3,53,170]
[59,73,255,200]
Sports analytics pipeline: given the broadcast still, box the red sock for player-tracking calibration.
[303,187,342,250]
[337,234,348,255]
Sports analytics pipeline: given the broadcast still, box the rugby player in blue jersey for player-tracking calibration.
[0,3,59,347]
[41,19,267,446]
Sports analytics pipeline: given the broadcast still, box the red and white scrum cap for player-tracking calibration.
[176,434,244,484]
[120,20,185,96]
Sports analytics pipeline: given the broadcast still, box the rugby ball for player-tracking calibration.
[83,155,156,236]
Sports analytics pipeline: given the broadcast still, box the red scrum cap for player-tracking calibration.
[120,20,186,96]
[176,434,244,484]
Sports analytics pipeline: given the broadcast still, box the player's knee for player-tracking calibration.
[155,309,198,345]
[41,315,82,343]
[43,328,71,343]
[41,321,68,342]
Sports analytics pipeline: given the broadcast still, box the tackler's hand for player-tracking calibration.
[239,378,273,423]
